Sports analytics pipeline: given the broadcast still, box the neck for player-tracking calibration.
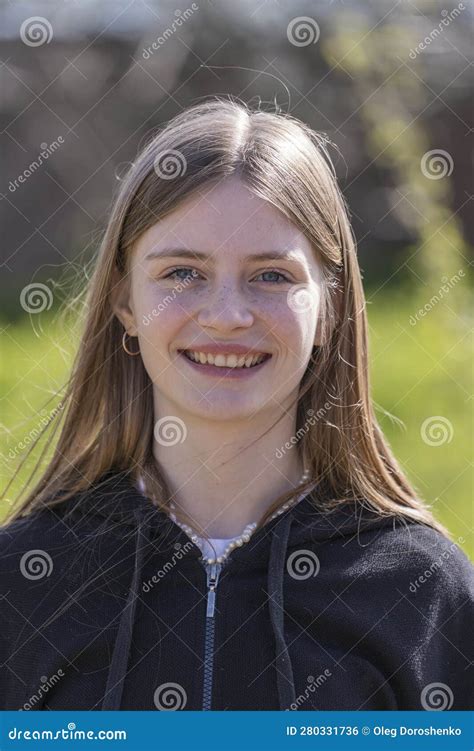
[151,406,306,538]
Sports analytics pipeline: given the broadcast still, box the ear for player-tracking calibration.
[110,264,138,335]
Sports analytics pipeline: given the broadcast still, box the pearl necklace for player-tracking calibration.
[168,467,312,565]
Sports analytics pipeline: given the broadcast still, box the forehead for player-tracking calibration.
[134,177,316,264]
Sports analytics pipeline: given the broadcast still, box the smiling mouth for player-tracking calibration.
[177,350,272,370]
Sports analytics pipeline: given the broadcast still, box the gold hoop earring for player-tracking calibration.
[122,330,140,356]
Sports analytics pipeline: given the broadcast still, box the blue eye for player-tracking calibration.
[164,267,201,281]
[254,270,291,283]
[162,268,291,283]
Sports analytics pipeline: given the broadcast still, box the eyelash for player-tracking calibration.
[162,267,292,284]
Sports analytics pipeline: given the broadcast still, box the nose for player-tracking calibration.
[196,281,254,331]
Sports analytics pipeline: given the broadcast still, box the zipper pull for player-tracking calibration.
[205,561,222,618]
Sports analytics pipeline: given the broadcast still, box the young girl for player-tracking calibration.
[1,98,472,712]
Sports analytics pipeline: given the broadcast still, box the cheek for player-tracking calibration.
[136,283,190,332]
[261,297,312,348]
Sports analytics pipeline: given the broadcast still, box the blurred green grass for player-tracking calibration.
[1,289,472,559]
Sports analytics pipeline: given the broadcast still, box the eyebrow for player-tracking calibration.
[144,248,305,263]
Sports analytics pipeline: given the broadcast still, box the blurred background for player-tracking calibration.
[1,0,472,556]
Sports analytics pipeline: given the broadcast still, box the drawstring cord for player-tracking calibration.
[267,511,297,710]
[102,513,149,710]
[102,506,297,709]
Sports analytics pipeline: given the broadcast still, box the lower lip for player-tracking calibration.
[177,351,272,378]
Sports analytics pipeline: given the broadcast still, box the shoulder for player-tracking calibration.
[0,498,122,616]
[0,495,133,641]
[0,506,77,570]
[0,507,85,672]
[348,520,474,617]
[0,471,133,567]
[352,519,474,594]
[0,506,88,622]
[295,496,474,598]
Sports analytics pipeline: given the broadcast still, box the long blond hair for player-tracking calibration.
[4,96,450,538]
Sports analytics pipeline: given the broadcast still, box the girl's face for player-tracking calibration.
[117,176,323,422]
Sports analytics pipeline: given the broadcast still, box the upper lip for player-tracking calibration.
[178,344,271,356]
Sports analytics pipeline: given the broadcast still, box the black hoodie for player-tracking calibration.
[1,470,473,711]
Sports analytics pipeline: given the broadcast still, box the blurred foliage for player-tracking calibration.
[1,0,472,319]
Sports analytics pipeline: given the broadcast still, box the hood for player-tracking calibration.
[60,469,395,711]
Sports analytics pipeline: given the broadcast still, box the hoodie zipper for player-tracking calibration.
[201,559,224,711]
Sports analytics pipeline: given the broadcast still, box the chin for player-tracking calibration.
[185,395,266,421]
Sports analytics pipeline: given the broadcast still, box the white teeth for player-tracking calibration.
[183,350,268,368]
